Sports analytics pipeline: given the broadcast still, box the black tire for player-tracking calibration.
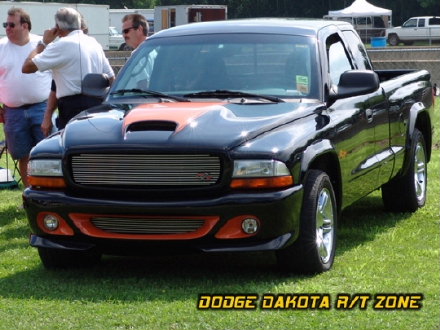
[381,128,427,212]
[277,170,337,274]
[38,247,101,269]
[388,34,399,46]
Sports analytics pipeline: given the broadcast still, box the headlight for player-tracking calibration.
[28,159,66,189]
[233,160,290,177]
[231,160,293,189]
[28,159,63,176]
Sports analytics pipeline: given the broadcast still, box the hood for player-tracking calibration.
[62,101,319,151]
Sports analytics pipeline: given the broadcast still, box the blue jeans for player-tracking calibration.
[3,101,47,160]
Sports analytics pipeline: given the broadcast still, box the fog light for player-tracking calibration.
[242,218,259,234]
[43,214,59,231]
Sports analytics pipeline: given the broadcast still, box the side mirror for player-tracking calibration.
[329,70,380,102]
[82,73,110,99]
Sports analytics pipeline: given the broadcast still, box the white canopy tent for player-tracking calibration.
[328,0,391,19]
[325,0,392,42]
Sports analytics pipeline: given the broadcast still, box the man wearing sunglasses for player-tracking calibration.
[22,7,115,130]
[121,13,156,89]
[0,8,52,187]
[121,14,149,50]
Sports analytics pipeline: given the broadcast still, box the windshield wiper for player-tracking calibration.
[184,90,285,103]
[110,89,190,102]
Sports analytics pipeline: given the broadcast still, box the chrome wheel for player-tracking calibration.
[381,128,427,212]
[316,188,335,264]
[414,141,426,202]
[276,170,337,273]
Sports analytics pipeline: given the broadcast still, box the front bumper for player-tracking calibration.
[23,185,303,255]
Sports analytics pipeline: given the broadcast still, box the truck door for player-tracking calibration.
[325,33,382,206]
[401,18,424,41]
[342,30,394,186]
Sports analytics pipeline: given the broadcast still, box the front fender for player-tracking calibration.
[300,140,342,212]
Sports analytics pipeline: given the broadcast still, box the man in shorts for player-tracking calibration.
[0,8,52,187]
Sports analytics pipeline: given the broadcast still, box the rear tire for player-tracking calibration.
[277,170,337,274]
[382,128,427,212]
[38,247,101,269]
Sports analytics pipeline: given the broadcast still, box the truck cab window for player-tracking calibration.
[327,38,353,85]
[342,30,373,70]
[404,19,417,28]
[429,17,440,25]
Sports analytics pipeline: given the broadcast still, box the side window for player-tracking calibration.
[429,17,440,25]
[404,19,417,28]
[342,30,373,70]
[327,36,353,85]
[418,19,425,27]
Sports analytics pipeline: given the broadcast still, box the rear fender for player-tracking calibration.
[401,102,432,175]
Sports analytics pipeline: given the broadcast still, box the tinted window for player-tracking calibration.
[342,30,373,70]
[327,38,353,85]
[429,17,440,25]
[403,19,417,28]
[112,34,319,100]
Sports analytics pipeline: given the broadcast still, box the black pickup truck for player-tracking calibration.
[23,19,434,273]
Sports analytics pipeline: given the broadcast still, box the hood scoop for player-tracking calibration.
[127,120,177,132]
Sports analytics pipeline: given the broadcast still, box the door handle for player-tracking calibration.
[366,109,373,123]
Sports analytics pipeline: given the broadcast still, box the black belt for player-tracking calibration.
[58,94,81,103]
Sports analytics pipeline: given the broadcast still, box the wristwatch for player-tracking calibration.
[37,40,47,47]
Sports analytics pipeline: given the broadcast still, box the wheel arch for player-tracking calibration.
[414,111,432,163]
[300,141,342,214]
[404,103,432,175]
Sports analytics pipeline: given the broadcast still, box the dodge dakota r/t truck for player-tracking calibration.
[23,19,434,274]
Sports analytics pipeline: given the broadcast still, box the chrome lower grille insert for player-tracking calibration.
[91,216,206,234]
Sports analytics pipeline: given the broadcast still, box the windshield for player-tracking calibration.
[110,33,319,101]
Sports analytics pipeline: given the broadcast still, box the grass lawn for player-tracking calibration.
[0,99,439,329]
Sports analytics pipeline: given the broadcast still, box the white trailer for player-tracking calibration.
[0,1,110,50]
[109,8,154,34]
[154,5,227,33]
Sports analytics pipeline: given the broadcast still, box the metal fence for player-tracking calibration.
[368,47,440,86]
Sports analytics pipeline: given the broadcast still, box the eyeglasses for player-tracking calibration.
[3,22,16,28]
[122,26,137,34]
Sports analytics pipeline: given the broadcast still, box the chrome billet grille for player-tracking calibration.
[71,154,221,186]
[91,216,205,234]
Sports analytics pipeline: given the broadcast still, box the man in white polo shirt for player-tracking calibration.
[22,7,115,129]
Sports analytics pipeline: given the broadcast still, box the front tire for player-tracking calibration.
[38,247,101,269]
[382,128,427,212]
[277,170,337,274]
[388,34,399,46]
